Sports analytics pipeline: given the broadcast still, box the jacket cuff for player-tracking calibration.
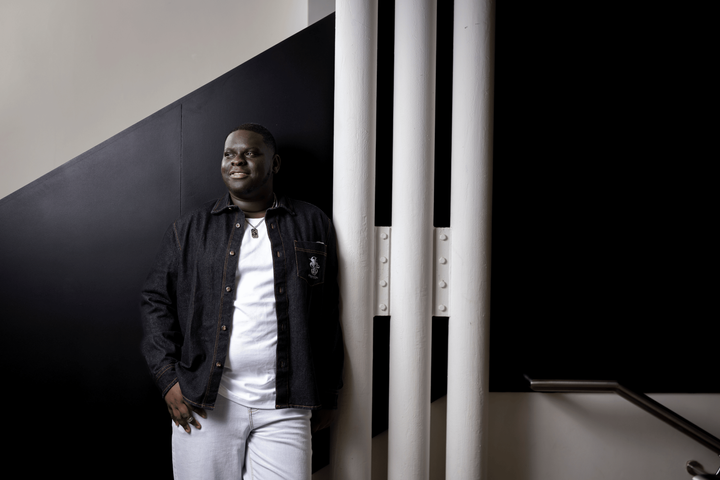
[155,364,178,398]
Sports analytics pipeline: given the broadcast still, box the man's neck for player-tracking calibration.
[230,192,275,218]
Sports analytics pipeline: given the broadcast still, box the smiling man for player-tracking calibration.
[141,124,343,479]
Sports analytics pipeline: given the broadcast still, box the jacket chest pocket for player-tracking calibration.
[294,240,327,286]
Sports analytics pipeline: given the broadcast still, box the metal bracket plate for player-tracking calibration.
[373,226,451,317]
[433,227,451,317]
[374,226,391,316]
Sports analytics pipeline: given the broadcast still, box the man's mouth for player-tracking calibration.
[229,172,249,179]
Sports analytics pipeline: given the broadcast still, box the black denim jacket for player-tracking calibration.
[141,195,343,410]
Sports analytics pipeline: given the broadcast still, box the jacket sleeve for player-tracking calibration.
[319,217,344,409]
[140,222,183,398]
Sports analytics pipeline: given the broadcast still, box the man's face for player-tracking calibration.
[221,130,279,201]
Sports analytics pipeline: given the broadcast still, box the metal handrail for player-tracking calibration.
[688,460,720,478]
[525,377,720,456]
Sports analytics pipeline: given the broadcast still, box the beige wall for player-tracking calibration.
[362,393,720,480]
[0,0,314,200]
[488,393,720,480]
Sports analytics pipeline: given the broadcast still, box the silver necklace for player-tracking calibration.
[244,194,277,239]
[245,217,265,238]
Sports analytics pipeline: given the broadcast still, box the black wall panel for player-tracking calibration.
[0,105,182,477]
[0,16,335,478]
[489,3,716,393]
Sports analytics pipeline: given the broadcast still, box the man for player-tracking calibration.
[141,123,343,479]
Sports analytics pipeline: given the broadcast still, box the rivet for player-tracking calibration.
[438,304,447,312]
[379,304,387,311]
[380,256,388,264]
[439,257,447,264]
[438,280,447,288]
[379,280,387,287]
[440,234,448,241]
[381,233,388,240]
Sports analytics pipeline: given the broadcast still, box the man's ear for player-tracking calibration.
[272,154,282,174]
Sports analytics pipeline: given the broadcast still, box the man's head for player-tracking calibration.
[230,123,278,156]
[221,124,281,205]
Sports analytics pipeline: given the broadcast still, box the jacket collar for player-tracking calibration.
[210,193,295,216]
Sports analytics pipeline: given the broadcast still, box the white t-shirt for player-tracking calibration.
[218,218,278,408]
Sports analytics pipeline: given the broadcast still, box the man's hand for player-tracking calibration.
[311,409,337,433]
[165,383,207,433]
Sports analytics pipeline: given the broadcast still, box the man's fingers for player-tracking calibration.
[176,413,193,433]
[171,405,194,433]
[176,404,202,432]
[186,414,201,430]
[166,388,203,433]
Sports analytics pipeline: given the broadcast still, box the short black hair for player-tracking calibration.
[230,123,278,155]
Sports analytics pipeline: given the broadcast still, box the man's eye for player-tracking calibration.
[224,152,233,158]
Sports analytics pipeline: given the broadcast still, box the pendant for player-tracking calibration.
[251,228,258,238]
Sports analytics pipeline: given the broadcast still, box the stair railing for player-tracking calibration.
[525,376,720,478]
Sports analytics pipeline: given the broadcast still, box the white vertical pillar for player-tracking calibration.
[388,0,436,479]
[331,1,377,479]
[445,0,495,479]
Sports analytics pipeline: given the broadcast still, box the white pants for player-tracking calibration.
[171,394,312,480]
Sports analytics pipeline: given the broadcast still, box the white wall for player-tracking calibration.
[0,0,312,200]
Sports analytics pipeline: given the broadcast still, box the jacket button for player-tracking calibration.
[279,286,284,293]
[221,325,227,331]
[216,362,222,367]
[226,286,232,292]
[277,251,281,257]
[236,223,241,228]
[229,251,235,256]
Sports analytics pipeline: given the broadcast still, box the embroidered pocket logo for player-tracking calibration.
[309,256,320,279]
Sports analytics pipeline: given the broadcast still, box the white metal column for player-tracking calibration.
[445,0,495,479]
[330,1,378,479]
[387,0,437,479]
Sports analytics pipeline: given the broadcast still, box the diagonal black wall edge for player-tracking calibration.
[0,15,335,478]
